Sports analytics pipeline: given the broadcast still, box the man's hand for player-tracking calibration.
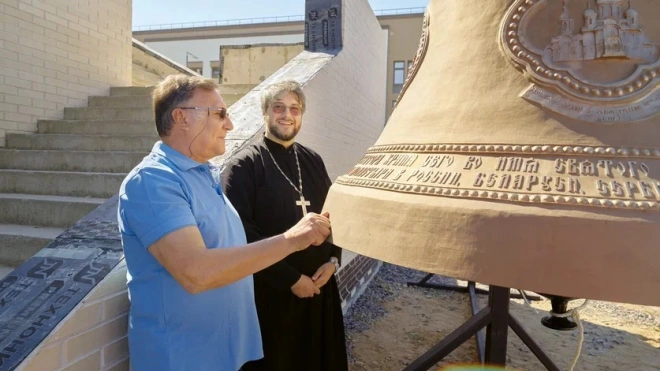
[311,262,336,288]
[283,212,331,252]
[291,275,321,298]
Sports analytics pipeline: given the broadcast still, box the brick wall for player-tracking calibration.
[17,262,129,371]
[0,0,133,147]
[336,255,381,312]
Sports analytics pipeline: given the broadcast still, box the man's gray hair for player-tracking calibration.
[261,80,306,115]
[152,74,219,137]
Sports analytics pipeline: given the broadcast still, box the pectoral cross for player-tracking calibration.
[296,195,311,216]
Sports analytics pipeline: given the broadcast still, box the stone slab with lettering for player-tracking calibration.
[304,0,342,53]
[0,196,123,370]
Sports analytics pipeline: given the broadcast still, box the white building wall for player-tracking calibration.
[299,0,387,266]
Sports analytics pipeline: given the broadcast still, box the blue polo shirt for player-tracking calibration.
[118,141,262,371]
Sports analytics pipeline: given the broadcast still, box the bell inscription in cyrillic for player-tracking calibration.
[337,145,660,211]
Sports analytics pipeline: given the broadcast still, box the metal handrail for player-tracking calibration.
[133,7,425,32]
[373,7,426,16]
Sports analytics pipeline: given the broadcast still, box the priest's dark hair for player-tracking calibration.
[261,80,306,115]
[152,74,219,137]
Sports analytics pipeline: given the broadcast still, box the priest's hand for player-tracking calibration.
[284,212,331,252]
[291,275,321,298]
[311,262,335,288]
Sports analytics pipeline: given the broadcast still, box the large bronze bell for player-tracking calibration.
[324,0,660,307]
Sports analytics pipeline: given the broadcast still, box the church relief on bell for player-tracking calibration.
[501,0,660,123]
[546,0,657,63]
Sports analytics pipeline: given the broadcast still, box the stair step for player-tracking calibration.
[0,193,105,228]
[64,107,153,121]
[38,119,156,135]
[88,95,153,108]
[0,224,63,266]
[133,65,163,88]
[0,169,125,198]
[0,149,146,173]
[6,133,157,151]
[110,86,154,96]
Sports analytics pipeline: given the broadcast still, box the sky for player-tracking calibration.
[133,0,430,27]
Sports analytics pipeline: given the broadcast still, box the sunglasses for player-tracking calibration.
[178,107,228,119]
[270,103,302,116]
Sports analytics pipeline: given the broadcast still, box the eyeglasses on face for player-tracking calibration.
[178,107,228,119]
[270,103,302,116]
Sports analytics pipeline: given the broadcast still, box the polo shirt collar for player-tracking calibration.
[152,141,205,171]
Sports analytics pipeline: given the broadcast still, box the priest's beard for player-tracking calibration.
[267,121,300,142]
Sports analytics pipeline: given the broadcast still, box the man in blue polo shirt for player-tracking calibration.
[118,74,332,371]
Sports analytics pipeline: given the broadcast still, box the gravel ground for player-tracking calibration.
[343,263,454,361]
[343,263,660,364]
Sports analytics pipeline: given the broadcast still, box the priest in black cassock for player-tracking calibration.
[223,80,349,371]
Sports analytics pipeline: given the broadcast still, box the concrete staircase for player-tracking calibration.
[0,87,156,273]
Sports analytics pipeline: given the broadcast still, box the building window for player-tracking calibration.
[192,67,203,75]
[393,61,405,94]
[212,67,221,81]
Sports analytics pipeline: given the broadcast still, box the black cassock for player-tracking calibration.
[223,136,348,371]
